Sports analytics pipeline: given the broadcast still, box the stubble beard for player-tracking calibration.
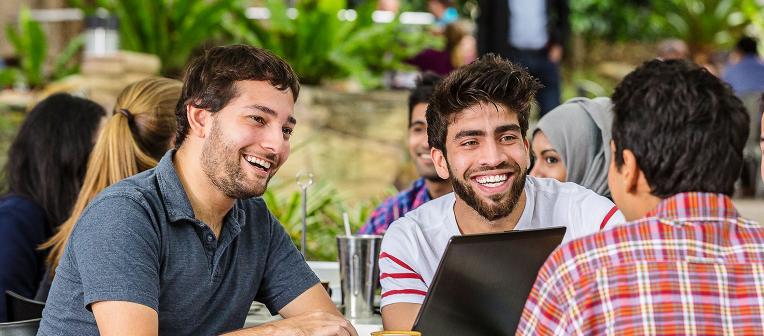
[201,121,271,199]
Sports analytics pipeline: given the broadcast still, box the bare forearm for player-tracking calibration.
[220,324,280,336]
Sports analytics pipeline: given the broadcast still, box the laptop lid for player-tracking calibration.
[412,226,566,336]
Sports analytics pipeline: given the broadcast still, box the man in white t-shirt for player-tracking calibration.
[379,54,625,330]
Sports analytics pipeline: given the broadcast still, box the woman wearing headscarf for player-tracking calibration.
[530,97,614,198]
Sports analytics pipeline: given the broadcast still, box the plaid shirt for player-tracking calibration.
[518,192,764,336]
[358,178,431,235]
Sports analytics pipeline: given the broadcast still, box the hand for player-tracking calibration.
[267,311,358,336]
[548,44,563,63]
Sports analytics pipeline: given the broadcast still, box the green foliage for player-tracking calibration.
[570,0,661,41]
[572,0,753,50]
[651,0,749,52]
[225,0,435,88]
[71,0,245,76]
[0,7,84,88]
[262,179,379,261]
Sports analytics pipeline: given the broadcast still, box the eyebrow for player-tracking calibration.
[410,120,426,128]
[453,124,522,140]
[540,149,559,156]
[454,129,485,139]
[496,124,522,134]
[245,104,296,125]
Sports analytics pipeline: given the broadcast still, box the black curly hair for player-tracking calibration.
[611,59,749,197]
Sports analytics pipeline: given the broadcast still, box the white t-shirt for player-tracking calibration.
[378,176,625,308]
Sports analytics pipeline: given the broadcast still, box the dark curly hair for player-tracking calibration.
[408,72,443,127]
[426,54,542,154]
[611,59,749,197]
[174,45,300,148]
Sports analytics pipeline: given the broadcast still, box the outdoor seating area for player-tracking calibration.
[0,0,763,335]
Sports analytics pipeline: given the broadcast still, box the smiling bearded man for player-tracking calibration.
[377,54,626,331]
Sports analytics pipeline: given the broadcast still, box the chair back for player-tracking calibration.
[0,318,41,336]
[4,291,44,322]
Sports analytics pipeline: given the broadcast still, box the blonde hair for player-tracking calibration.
[42,77,182,272]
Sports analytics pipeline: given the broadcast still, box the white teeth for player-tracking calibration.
[245,155,271,169]
[475,174,508,184]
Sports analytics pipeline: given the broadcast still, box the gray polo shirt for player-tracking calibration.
[38,150,319,335]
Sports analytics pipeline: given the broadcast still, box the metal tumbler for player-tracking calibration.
[337,235,383,318]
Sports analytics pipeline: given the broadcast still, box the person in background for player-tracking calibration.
[518,59,758,335]
[657,38,690,60]
[37,77,182,301]
[0,93,105,322]
[407,23,471,76]
[37,45,356,336]
[379,55,623,330]
[530,97,615,199]
[477,0,569,116]
[724,37,764,197]
[360,73,451,235]
[428,0,458,28]
[723,36,764,95]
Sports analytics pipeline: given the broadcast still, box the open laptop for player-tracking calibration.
[412,226,566,335]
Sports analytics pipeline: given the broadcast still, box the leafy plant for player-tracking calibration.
[1,7,84,88]
[650,0,750,53]
[262,179,378,261]
[71,0,244,76]
[570,0,661,42]
[225,0,436,88]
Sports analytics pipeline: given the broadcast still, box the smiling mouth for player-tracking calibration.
[243,154,272,173]
[472,173,510,188]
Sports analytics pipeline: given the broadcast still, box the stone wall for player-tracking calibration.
[274,86,413,202]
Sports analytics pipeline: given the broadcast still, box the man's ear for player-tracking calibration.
[620,149,640,194]
[186,105,209,139]
[431,147,450,180]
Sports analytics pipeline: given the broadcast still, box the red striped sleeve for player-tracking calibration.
[599,206,619,230]
[381,289,428,298]
[379,252,416,273]
[380,272,425,282]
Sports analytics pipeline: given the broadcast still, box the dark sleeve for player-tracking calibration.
[256,211,320,315]
[69,194,161,312]
[0,203,47,322]
[549,0,570,47]
[477,0,494,56]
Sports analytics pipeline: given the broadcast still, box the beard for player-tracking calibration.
[449,160,527,222]
[201,120,275,199]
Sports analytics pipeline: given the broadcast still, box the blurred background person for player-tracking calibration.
[724,36,764,197]
[477,0,569,117]
[530,97,615,199]
[377,0,400,13]
[657,38,690,60]
[0,93,105,322]
[38,77,182,300]
[428,0,458,28]
[408,22,475,76]
[723,36,764,95]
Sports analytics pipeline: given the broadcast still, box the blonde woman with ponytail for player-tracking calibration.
[37,77,182,300]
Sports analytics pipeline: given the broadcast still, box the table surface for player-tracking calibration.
[243,303,383,335]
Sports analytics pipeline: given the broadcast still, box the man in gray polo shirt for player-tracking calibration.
[38,45,357,336]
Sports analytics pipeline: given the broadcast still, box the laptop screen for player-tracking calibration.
[412,227,566,335]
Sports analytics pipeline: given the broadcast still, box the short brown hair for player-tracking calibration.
[174,45,300,148]
[426,54,541,154]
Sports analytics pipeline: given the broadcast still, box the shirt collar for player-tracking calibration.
[645,192,741,222]
[155,150,197,223]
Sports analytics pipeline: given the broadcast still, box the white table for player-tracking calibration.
[244,305,382,335]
